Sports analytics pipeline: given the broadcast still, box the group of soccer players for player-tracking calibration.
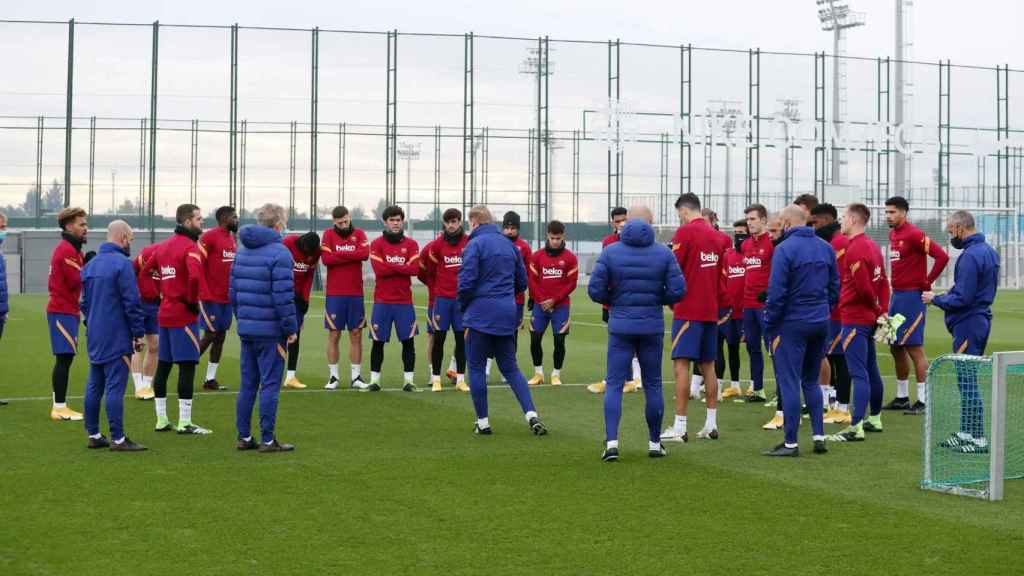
[32,189,996,455]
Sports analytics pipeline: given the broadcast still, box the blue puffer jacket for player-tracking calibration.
[229,225,297,340]
[588,219,685,335]
[763,225,839,336]
[80,242,145,364]
[933,233,999,330]
[458,223,528,336]
[0,235,8,321]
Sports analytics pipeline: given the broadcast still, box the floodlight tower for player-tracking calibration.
[894,0,914,198]
[708,100,744,203]
[777,99,802,198]
[519,44,554,243]
[397,141,421,220]
[817,0,865,187]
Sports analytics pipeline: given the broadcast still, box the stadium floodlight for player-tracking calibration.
[816,0,865,187]
[397,142,421,219]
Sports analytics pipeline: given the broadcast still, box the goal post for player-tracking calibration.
[923,351,1024,501]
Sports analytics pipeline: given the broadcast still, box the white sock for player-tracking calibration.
[329,364,339,379]
[286,370,296,381]
[524,410,538,422]
[205,362,219,382]
[477,417,490,429]
[449,357,457,373]
[704,408,717,430]
[113,436,125,444]
[371,371,381,384]
[631,357,641,381]
[142,375,152,389]
[351,364,361,381]
[730,380,741,390]
[89,432,102,440]
[896,379,909,398]
[820,386,829,407]
[404,372,414,384]
[485,359,492,376]
[606,440,619,450]
[534,366,543,375]
[457,373,465,383]
[179,399,192,423]
[838,403,849,412]
[775,410,783,418]
[674,414,687,432]
[132,372,143,391]
[690,375,703,396]
[785,442,798,448]
[155,397,167,419]
[649,440,662,451]
[917,382,927,404]
[432,374,441,384]
[552,369,560,377]
[813,434,825,441]
[54,402,67,410]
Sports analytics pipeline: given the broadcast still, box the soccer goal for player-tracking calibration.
[922,351,1024,501]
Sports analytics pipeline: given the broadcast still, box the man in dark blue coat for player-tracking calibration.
[230,203,298,453]
[588,206,685,462]
[924,210,1000,453]
[0,211,8,405]
[762,205,839,457]
[458,206,546,436]
[80,220,147,451]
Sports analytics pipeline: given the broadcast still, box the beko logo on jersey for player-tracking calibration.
[700,251,720,267]
[443,255,463,267]
[294,262,310,272]
[727,265,745,276]
[386,254,407,264]
[336,244,356,252]
[160,266,177,279]
[222,250,236,262]
[543,267,563,278]
[744,256,762,268]
[889,248,902,261]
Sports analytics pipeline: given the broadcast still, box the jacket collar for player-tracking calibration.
[99,242,128,257]
[470,223,499,239]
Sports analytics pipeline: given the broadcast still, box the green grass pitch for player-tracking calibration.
[1,289,1022,575]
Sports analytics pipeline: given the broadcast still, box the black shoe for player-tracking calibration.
[87,435,110,449]
[203,379,227,391]
[237,437,258,451]
[473,423,493,435]
[258,438,295,453]
[402,382,418,392]
[745,392,767,403]
[602,447,620,462]
[0,399,8,405]
[882,397,910,411]
[863,419,883,433]
[110,437,147,452]
[648,444,668,458]
[813,440,828,454]
[903,400,926,415]
[367,382,382,392]
[529,416,548,436]
[762,442,799,457]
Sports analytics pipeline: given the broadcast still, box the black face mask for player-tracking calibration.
[950,235,965,250]
[733,233,749,252]
[175,224,200,242]
[124,243,132,257]
[61,231,85,251]
[544,242,564,257]
[443,227,464,245]
[226,221,239,233]
[382,228,404,244]
[505,231,519,242]
[335,224,353,238]
[771,235,784,247]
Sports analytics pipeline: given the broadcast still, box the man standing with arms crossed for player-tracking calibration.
[141,203,211,435]
[81,221,148,451]
[320,206,370,390]
[661,193,726,443]
[829,203,890,443]
[197,206,238,391]
[427,209,470,392]
[47,207,89,421]
[884,196,949,415]
[589,206,685,461]
[459,206,546,436]
[924,210,999,453]
[527,221,578,387]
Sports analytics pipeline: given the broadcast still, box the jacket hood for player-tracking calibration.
[783,225,815,241]
[239,224,282,249]
[470,223,499,239]
[98,242,128,256]
[964,232,987,248]
[620,219,655,247]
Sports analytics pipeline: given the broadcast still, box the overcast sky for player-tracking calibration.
[2,0,1021,222]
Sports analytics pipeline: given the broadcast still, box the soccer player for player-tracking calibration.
[367,205,421,391]
[719,219,748,399]
[924,210,999,453]
[130,241,161,401]
[829,203,890,443]
[459,205,546,436]
[283,231,321,389]
[660,193,726,443]
[427,209,470,392]
[793,193,819,223]
[489,211,533,381]
[47,207,89,421]
[811,203,853,424]
[739,203,773,405]
[527,220,578,386]
[231,204,299,453]
[81,221,148,451]
[197,206,238,391]
[320,206,370,390]
[140,203,211,435]
[588,206,641,395]
[761,206,838,456]
[0,211,9,406]
[589,206,684,461]
[884,196,949,414]
[692,207,732,400]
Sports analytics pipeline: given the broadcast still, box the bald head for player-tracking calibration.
[107,220,134,249]
[627,205,653,224]
[779,205,808,229]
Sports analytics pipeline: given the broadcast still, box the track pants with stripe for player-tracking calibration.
[604,332,664,443]
[237,337,287,444]
[84,356,130,441]
[771,321,828,445]
[842,323,884,426]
